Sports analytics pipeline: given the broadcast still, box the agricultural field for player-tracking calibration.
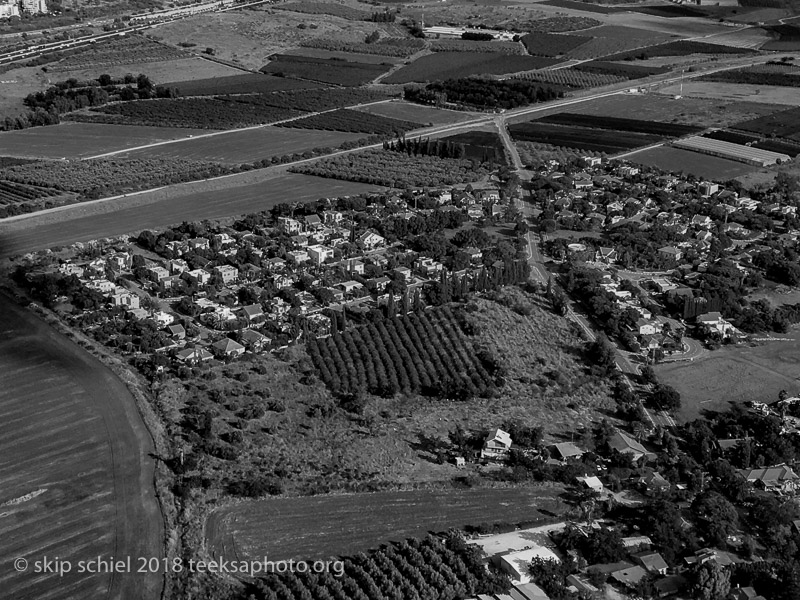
[0,173,385,256]
[307,307,498,398]
[273,1,373,21]
[48,35,188,73]
[536,113,702,137]
[539,0,614,15]
[0,179,75,217]
[507,121,663,154]
[274,46,406,64]
[290,148,494,187]
[163,73,329,96]
[762,24,800,50]
[82,97,303,129]
[703,129,760,146]
[117,126,365,164]
[564,25,676,60]
[439,130,507,162]
[261,54,392,86]
[354,101,480,126]
[428,39,526,54]
[299,37,424,58]
[657,81,800,106]
[0,122,210,160]
[383,53,560,84]
[734,106,800,141]
[250,87,393,112]
[602,39,755,61]
[276,108,422,134]
[673,136,791,165]
[516,141,596,166]
[0,295,161,600]
[573,60,670,79]
[404,3,598,32]
[655,340,800,422]
[752,138,800,157]
[628,145,759,180]
[521,32,591,57]
[701,65,800,87]
[514,68,626,89]
[206,485,566,562]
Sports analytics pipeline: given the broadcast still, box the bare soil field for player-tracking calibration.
[205,485,567,562]
[117,126,365,164]
[506,92,788,129]
[0,294,162,600]
[628,145,759,180]
[150,9,388,71]
[657,81,800,105]
[0,171,385,256]
[353,100,481,125]
[655,339,800,422]
[48,56,246,86]
[0,122,211,160]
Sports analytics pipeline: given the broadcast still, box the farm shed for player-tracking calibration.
[673,136,790,167]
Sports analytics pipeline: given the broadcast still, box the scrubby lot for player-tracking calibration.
[735,106,800,141]
[261,54,393,86]
[290,148,494,187]
[276,108,422,134]
[273,1,373,20]
[299,37,424,57]
[48,36,188,73]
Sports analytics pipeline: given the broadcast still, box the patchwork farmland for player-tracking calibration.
[629,145,758,180]
[508,121,663,154]
[383,53,560,84]
[0,294,161,600]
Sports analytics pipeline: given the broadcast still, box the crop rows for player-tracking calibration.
[277,108,422,134]
[573,60,669,79]
[735,107,800,141]
[538,112,702,137]
[48,36,187,72]
[252,534,493,600]
[602,39,754,61]
[521,32,590,57]
[273,1,372,20]
[751,139,800,157]
[290,148,492,187]
[701,67,800,87]
[164,74,327,96]
[384,52,560,84]
[300,38,423,57]
[0,180,64,205]
[514,68,625,88]
[428,39,525,54]
[250,87,393,112]
[262,55,392,86]
[306,307,496,398]
[702,129,760,146]
[84,97,302,129]
[508,122,662,154]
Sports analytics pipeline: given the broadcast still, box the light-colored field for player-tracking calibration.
[0,294,162,600]
[116,126,365,164]
[48,56,246,85]
[629,145,759,180]
[354,100,481,125]
[151,9,390,71]
[0,122,211,160]
[696,27,772,49]
[657,82,800,106]
[0,65,52,118]
[206,485,567,562]
[655,339,800,422]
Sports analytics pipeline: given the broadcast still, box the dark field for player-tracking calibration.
[508,122,662,154]
[261,55,392,86]
[354,101,480,125]
[0,295,161,600]
[628,146,758,180]
[205,486,566,562]
[383,53,560,84]
[537,113,702,137]
[521,32,590,56]
[0,173,384,256]
[118,126,364,164]
[0,122,210,159]
[540,0,613,14]
[574,60,670,79]
[702,129,760,146]
[752,138,800,157]
[276,108,422,135]
[164,73,328,96]
[603,39,754,61]
[735,106,800,142]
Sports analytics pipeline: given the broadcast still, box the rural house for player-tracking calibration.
[212,338,245,359]
[481,428,512,460]
[738,464,799,494]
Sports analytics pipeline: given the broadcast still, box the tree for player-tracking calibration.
[692,491,738,546]
[688,561,731,600]
[652,384,681,412]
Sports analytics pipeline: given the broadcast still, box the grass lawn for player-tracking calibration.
[655,339,800,423]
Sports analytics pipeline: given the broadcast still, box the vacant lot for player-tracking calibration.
[48,56,244,86]
[0,122,210,160]
[262,54,392,86]
[655,340,800,422]
[384,53,560,84]
[628,145,758,180]
[206,485,566,562]
[658,82,800,106]
[354,101,481,125]
[278,46,405,64]
[0,295,161,600]
[118,126,364,164]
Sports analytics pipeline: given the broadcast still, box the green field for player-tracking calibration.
[628,145,758,180]
[655,340,800,422]
[206,485,567,562]
[0,294,162,600]
[0,122,211,160]
[354,101,481,125]
[117,126,365,164]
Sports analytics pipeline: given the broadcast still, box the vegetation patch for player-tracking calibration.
[539,0,614,14]
[256,87,393,112]
[299,37,424,58]
[514,68,625,88]
[537,113,703,137]
[521,32,591,57]
[404,78,564,111]
[162,74,329,96]
[276,108,422,134]
[603,40,755,61]
[384,53,560,84]
[701,65,800,88]
[261,54,392,86]
[47,35,188,73]
[573,60,670,79]
[735,106,800,142]
[429,39,525,54]
[508,122,662,154]
[273,1,374,21]
[289,148,494,187]
[762,24,800,51]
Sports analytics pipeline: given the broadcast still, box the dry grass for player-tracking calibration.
[48,56,245,85]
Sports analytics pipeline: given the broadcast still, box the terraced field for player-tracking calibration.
[0,294,162,600]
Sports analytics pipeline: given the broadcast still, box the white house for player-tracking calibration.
[481,428,512,460]
[307,244,335,267]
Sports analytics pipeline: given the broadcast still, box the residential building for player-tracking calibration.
[608,429,651,462]
[286,250,310,265]
[212,337,245,358]
[240,304,265,325]
[634,552,668,576]
[658,246,683,262]
[738,464,799,494]
[357,231,385,251]
[481,428,512,460]
[213,265,239,285]
[278,217,303,234]
[307,244,335,267]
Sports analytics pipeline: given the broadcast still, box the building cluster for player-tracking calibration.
[0,0,47,18]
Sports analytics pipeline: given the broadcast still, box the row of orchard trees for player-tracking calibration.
[253,533,510,600]
[306,306,497,399]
